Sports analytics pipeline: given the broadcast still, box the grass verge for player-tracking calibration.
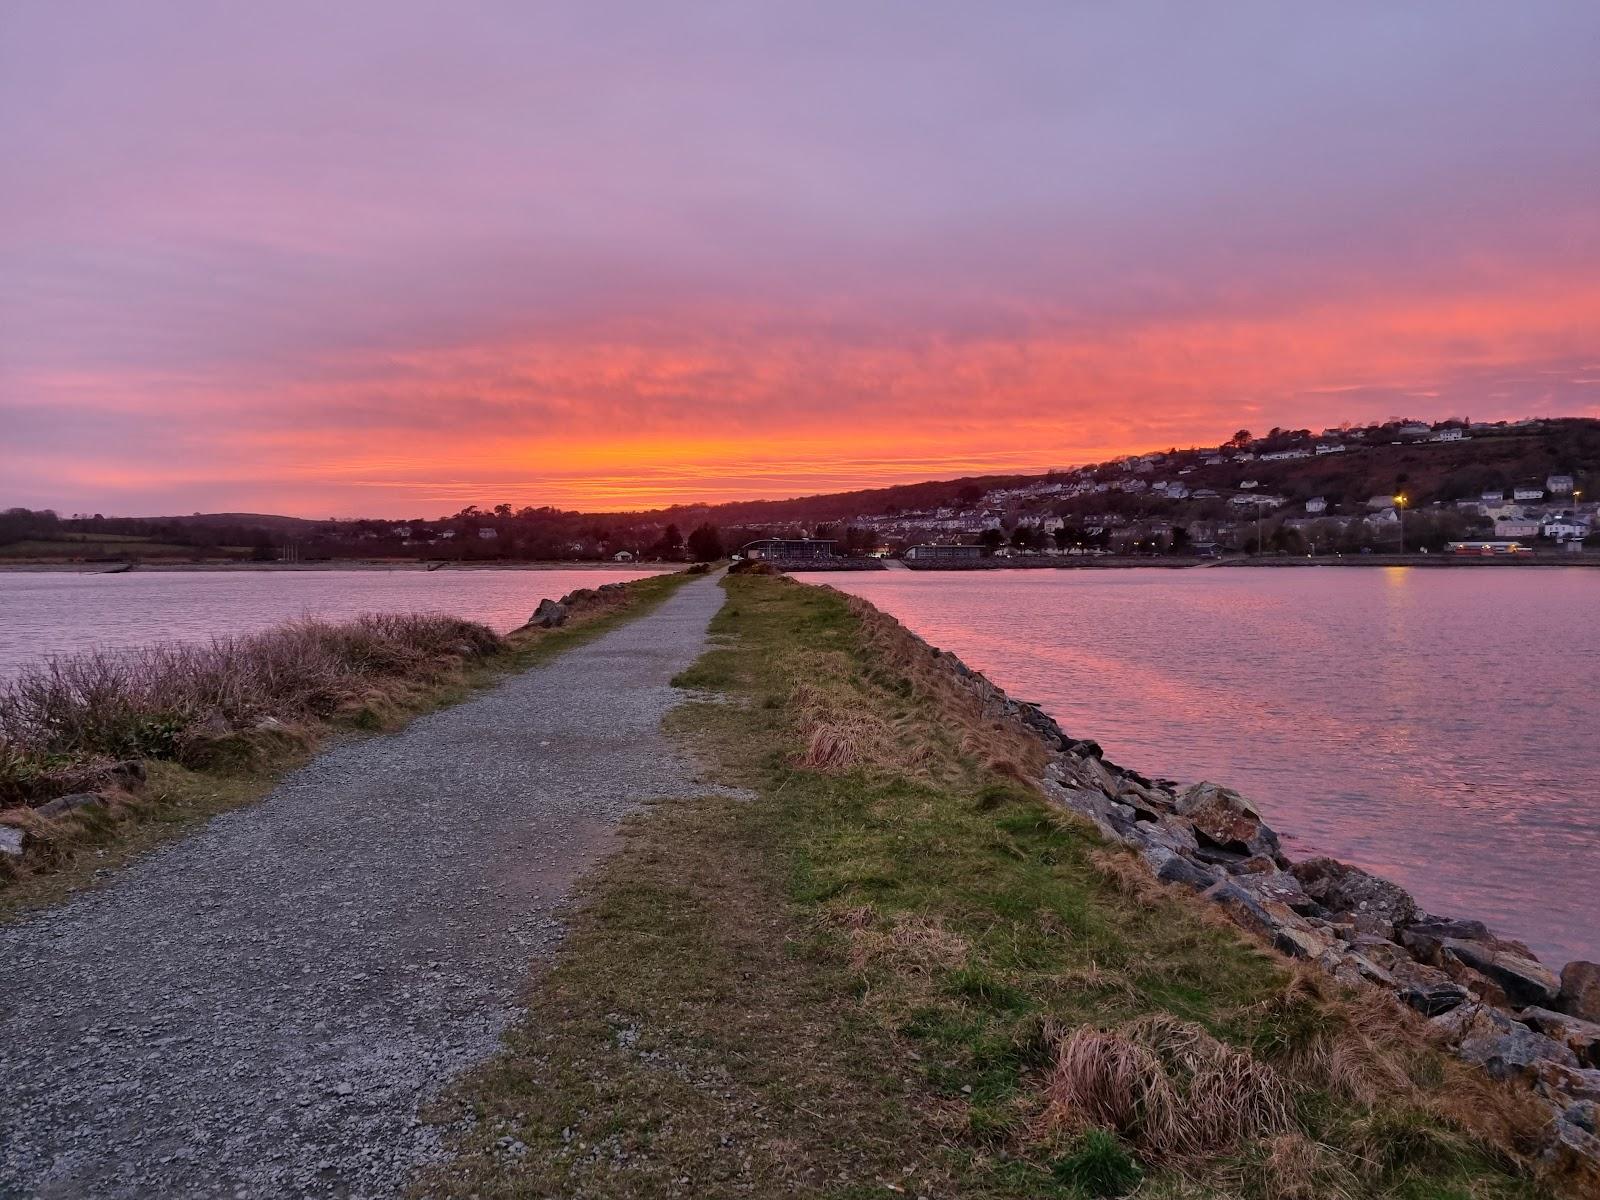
[0,569,696,915]
[418,572,1555,1200]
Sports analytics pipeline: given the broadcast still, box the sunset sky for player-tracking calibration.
[3,2,1598,517]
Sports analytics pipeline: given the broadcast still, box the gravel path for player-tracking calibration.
[0,575,725,1199]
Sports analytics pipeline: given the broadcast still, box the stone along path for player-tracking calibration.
[0,575,725,1199]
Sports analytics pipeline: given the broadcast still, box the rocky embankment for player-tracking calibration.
[919,641,1600,1176]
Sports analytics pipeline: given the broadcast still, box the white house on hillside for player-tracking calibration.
[1305,497,1327,514]
[1547,475,1575,495]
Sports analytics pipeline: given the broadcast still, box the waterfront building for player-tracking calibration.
[741,538,837,561]
[904,543,984,562]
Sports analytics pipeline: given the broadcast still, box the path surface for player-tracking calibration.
[0,575,724,1199]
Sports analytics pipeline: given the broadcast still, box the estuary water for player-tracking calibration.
[798,567,1599,967]
[0,567,666,680]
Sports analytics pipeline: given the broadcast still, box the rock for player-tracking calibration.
[1273,923,1340,962]
[1175,782,1282,860]
[1519,1007,1600,1068]
[1289,856,1417,932]
[1200,878,1280,939]
[1401,915,1495,962]
[1440,938,1560,1009]
[530,599,569,628]
[1066,739,1103,759]
[1229,868,1321,917]
[1534,1063,1600,1105]
[0,824,23,858]
[1540,1101,1600,1190]
[1560,961,1600,1023]
[1141,846,1216,890]
[34,792,102,819]
[1127,815,1198,856]
[1441,1005,1579,1083]
[1389,959,1473,1016]
[107,760,148,788]
[1336,949,1399,990]
[1047,785,1136,844]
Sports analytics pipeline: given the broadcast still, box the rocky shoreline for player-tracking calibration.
[899,627,1600,1176]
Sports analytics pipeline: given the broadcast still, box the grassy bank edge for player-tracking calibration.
[414,572,1554,1200]
[0,569,699,922]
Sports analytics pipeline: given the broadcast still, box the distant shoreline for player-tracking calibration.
[0,560,669,574]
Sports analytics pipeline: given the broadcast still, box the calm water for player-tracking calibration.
[799,568,1599,967]
[0,568,666,678]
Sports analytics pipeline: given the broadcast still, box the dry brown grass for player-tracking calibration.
[1041,1014,1296,1166]
[824,905,972,977]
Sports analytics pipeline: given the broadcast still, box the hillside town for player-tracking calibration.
[823,418,1596,562]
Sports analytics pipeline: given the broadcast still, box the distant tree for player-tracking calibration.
[1053,526,1073,550]
[1011,525,1037,549]
[979,528,1005,552]
[1228,429,1253,449]
[686,523,723,562]
[648,522,685,559]
[957,484,984,506]
[493,503,513,519]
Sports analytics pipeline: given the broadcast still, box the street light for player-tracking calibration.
[1394,494,1408,554]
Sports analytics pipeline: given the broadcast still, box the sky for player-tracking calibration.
[3,2,1598,517]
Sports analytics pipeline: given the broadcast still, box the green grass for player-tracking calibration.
[418,574,1552,1199]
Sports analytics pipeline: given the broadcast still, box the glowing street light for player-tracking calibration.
[1395,494,1408,554]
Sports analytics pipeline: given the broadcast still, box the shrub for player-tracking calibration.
[0,613,502,806]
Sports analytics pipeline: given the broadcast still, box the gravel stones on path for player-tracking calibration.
[0,576,725,1199]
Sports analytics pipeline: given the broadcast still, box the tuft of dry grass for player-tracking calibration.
[1042,1015,1296,1166]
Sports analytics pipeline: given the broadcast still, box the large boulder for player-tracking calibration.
[1433,1005,1578,1083]
[34,792,102,819]
[1289,856,1417,933]
[530,598,569,628]
[1389,958,1473,1016]
[1439,939,1561,1009]
[1560,961,1600,1023]
[1175,782,1282,860]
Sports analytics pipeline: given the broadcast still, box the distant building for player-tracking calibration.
[1239,479,1259,489]
[1431,427,1466,442]
[477,528,498,540]
[904,543,984,562]
[1368,495,1399,510]
[741,538,836,561]
[1493,517,1540,539]
[1314,443,1346,455]
[1513,485,1544,502]
[1304,497,1328,514]
[612,549,635,562]
[1398,422,1432,438]
[1480,489,1505,505]
[1543,515,1589,541]
[1260,448,1310,461]
[1547,474,1576,496]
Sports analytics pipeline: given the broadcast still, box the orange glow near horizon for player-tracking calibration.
[9,273,1597,516]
